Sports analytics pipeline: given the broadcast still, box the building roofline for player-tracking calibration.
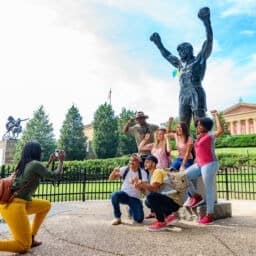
[223,102,256,115]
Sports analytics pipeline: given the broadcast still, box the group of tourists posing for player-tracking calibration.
[0,110,223,253]
[109,110,224,231]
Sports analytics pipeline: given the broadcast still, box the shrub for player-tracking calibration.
[216,135,256,148]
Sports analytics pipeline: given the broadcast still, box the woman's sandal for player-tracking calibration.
[31,235,42,248]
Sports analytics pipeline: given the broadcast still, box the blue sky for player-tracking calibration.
[0,0,256,138]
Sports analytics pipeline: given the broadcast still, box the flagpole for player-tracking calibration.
[109,88,112,105]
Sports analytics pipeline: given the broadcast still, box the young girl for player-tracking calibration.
[166,118,194,171]
[138,127,171,169]
[185,110,223,224]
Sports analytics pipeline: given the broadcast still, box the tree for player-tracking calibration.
[117,108,137,156]
[14,105,56,161]
[215,111,230,135]
[93,103,119,158]
[58,105,87,160]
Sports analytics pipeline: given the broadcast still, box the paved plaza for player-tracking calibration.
[0,200,256,256]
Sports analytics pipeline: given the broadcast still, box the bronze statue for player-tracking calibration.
[3,116,29,140]
[150,7,213,128]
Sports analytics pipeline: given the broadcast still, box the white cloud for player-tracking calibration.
[0,0,255,140]
[240,30,256,36]
[0,0,180,138]
[205,56,256,112]
[221,0,256,17]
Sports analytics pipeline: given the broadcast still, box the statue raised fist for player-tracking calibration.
[198,7,210,21]
[150,32,161,44]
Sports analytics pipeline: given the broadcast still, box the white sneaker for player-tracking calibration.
[183,196,192,207]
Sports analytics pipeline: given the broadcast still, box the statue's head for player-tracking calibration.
[8,116,14,122]
[177,42,194,62]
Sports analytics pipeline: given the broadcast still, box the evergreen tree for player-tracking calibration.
[93,103,119,158]
[117,108,137,156]
[14,106,56,161]
[58,105,86,160]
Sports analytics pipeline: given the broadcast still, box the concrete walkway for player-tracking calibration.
[0,200,256,256]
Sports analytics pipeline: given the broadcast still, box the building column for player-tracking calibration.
[254,119,256,134]
[246,119,250,134]
[236,120,240,134]
[229,122,233,135]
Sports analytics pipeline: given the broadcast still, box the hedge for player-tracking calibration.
[2,151,256,175]
[215,134,256,148]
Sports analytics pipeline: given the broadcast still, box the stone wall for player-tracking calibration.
[0,140,17,165]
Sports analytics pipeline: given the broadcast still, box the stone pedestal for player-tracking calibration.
[196,176,217,202]
[179,176,232,221]
[179,201,232,221]
[0,139,17,165]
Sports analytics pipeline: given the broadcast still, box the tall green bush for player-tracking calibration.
[14,106,56,162]
[93,103,119,158]
[58,105,86,160]
[117,108,137,156]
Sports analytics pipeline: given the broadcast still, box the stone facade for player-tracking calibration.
[223,102,256,135]
[0,139,17,165]
[83,124,96,159]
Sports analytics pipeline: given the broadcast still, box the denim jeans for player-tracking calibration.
[145,192,180,222]
[111,191,144,223]
[171,158,194,170]
[185,161,218,214]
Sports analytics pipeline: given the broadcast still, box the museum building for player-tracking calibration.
[222,102,256,135]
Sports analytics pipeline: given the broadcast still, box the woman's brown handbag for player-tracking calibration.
[0,173,16,203]
[0,170,34,204]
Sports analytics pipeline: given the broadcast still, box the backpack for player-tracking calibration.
[167,171,189,193]
[0,170,35,204]
[122,166,142,181]
[0,173,16,204]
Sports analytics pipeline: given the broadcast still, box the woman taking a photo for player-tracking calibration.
[0,141,64,253]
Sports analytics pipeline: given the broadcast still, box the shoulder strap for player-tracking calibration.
[123,167,142,180]
[122,166,129,181]
[9,172,35,202]
[138,168,142,180]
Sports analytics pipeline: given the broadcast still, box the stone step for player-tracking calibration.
[179,200,232,221]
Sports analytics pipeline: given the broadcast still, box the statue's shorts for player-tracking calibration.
[179,86,207,121]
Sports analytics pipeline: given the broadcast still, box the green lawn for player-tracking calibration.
[215,147,256,154]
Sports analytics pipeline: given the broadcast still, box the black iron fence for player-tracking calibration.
[217,166,256,200]
[1,165,256,201]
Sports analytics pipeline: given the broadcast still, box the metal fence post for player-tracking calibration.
[82,169,86,202]
[225,167,229,200]
[1,165,5,178]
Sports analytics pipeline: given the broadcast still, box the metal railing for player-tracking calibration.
[1,165,256,201]
[217,166,256,200]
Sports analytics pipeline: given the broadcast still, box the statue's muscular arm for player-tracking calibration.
[150,33,180,68]
[197,7,213,60]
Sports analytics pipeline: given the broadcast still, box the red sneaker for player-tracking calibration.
[165,213,178,226]
[188,194,204,208]
[147,221,167,231]
[198,215,214,225]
